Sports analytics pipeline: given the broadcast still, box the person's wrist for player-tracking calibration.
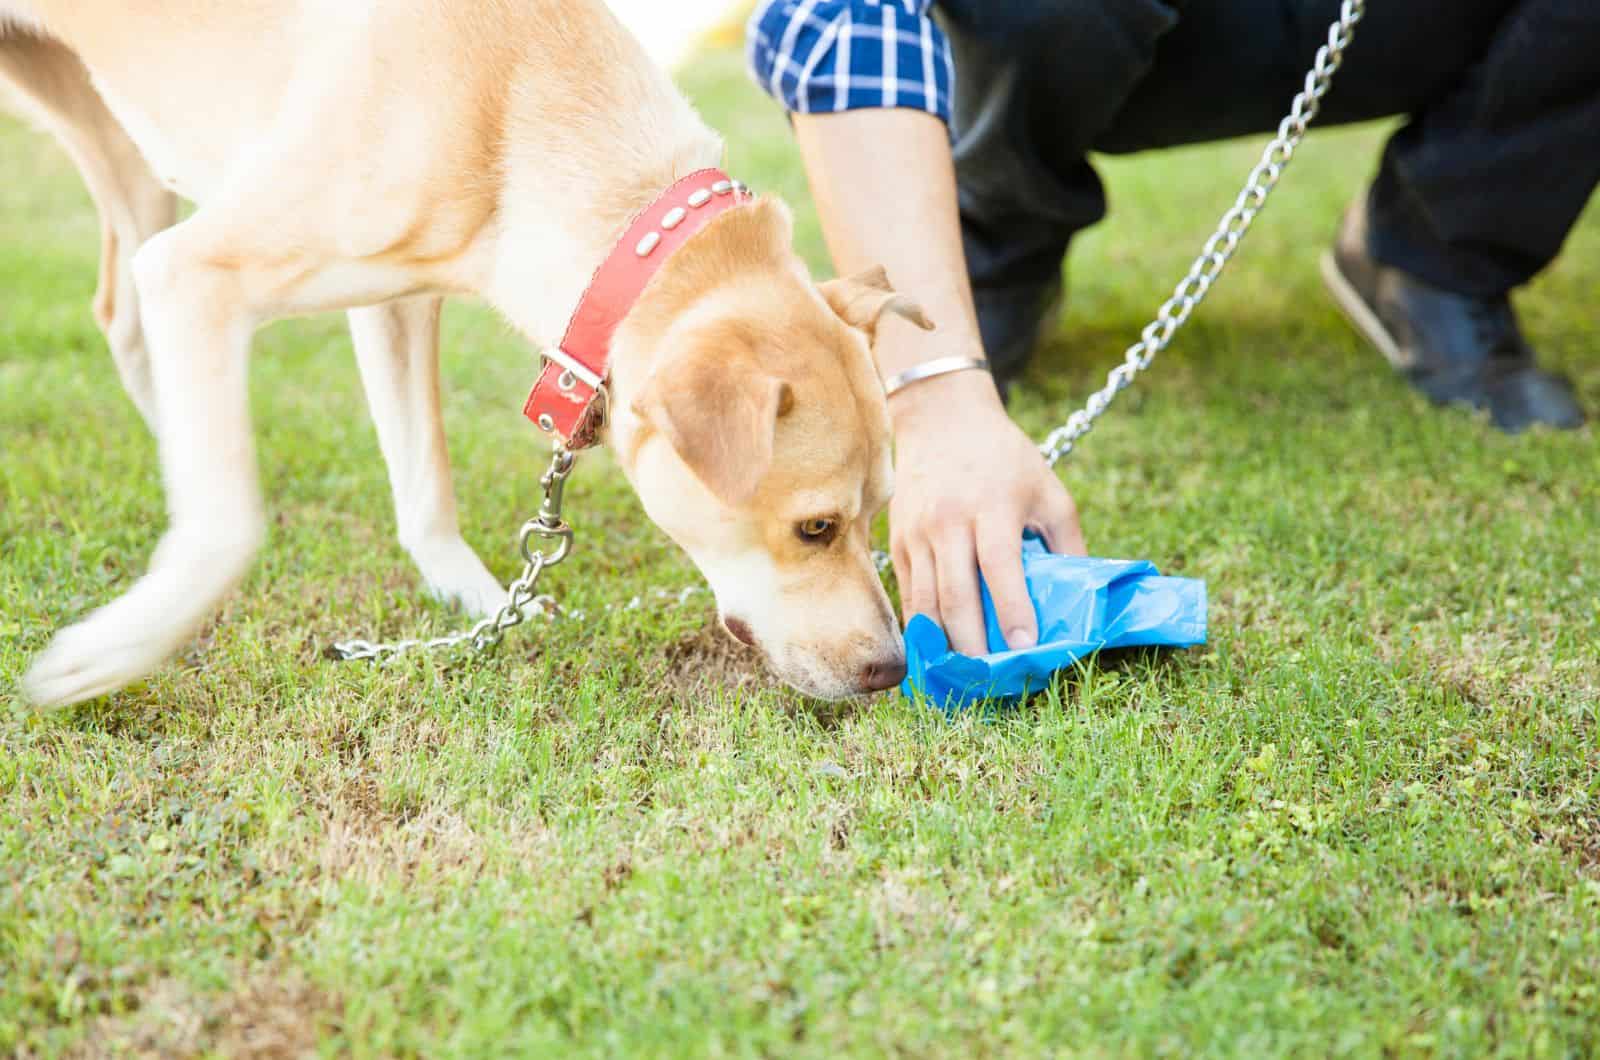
[886,361,1004,434]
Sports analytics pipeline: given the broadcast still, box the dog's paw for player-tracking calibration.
[410,536,505,619]
[24,621,155,709]
[23,582,199,708]
[23,538,254,708]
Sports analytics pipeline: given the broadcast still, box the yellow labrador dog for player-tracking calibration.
[2,1,927,705]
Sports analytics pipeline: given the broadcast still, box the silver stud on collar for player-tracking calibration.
[632,181,744,260]
[537,413,556,432]
[557,370,577,391]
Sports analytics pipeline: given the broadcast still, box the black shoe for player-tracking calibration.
[1321,204,1585,434]
[973,281,1063,402]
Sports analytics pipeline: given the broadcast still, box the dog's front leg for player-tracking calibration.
[348,299,502,617]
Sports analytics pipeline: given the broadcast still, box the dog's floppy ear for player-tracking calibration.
[820,265,934,339]
[632,347,794,506]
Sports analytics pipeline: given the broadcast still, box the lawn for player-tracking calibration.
[3,43,1599,1059]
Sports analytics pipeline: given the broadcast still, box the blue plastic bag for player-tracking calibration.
[901,533,1207,709]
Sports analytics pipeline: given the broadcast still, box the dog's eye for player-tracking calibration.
[796,517,837,544]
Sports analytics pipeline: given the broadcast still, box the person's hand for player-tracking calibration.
[888,369,1086,656]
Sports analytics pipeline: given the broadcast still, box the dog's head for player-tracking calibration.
[608,198,928,699]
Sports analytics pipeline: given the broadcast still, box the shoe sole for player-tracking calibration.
[1319,250,1408,372]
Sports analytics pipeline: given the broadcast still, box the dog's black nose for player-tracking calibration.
[859,656,907,693]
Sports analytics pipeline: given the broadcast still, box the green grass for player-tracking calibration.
[3,46,1599,1058]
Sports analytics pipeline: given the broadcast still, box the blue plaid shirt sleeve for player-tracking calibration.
[746,0,954,124]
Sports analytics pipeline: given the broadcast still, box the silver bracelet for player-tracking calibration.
[882,355,991,398]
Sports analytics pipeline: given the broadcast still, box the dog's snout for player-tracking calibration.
[859,655,907,693]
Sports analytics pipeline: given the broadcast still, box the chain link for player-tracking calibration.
[332,1,1363,663]
[1037,0,1365,467]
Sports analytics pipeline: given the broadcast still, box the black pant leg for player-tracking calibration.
[938,0,1457,296]
[940,0,1598,377]
[935,0,1184,381]
[1097,0,1516,152]
[939,0,1199,274]
[1096,0,1597,293]
[1367,1,1600,295]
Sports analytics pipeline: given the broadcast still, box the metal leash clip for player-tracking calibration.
[522,447,575,569]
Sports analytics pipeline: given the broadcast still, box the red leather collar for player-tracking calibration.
[524,167,753,448]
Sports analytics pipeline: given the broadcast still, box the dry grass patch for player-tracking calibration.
[653,618,769,701]
[66,970,342,1060]
[1367,613,1600,710]
[273,771,557,889]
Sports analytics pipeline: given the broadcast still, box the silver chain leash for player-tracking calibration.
[332,0,1363,663]
[330,444,579,663]
[1039,0,1365,466]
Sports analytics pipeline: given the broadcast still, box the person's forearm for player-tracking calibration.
[793,109,1003,426]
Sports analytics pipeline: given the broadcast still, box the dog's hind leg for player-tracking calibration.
[0,28,177,430]
[348,298,503,618]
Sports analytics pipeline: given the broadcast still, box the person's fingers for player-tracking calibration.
[1038,487,1087,556]
[904,539,941,631]
[933,526,988,656]
[976,514,1036,650]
